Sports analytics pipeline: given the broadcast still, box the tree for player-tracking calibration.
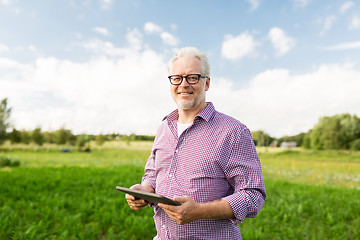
[9,128,22,144]
[32,128,45,146]
[68,133,77,146]
[351,139,360,150]
[310,116,329,150]
[302,130,312,149]
[338,114,360,149]
[309,114,360,150]
[251,130,273,146]
[0,98,12,144]
[96,134,107,146]
[55,128,71,145]
[21,130,31,144]
[320,117,343,149]
[44,131,56,143]
[77,134,89,150]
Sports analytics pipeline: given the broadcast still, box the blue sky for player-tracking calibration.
[1,0,360,137]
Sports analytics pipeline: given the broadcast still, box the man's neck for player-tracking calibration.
[177,102,207,124]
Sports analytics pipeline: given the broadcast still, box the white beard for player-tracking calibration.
[173,90,206,110]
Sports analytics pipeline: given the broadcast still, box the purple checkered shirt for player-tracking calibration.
[142,102,266,239]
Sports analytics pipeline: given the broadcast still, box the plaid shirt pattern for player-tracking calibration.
[142,102,266,239]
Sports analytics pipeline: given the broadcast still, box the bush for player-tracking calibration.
[351,139,360,151]
[0,155,20,168]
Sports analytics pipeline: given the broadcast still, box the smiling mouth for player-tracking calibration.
[178,92,193,95]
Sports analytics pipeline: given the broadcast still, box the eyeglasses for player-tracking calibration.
[168,74,208,85]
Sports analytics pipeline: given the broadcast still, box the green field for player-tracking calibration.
[1,143,360,239]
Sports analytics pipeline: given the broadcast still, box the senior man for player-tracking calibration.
[126,47,266,239]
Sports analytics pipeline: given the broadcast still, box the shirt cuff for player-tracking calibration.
[222,192,249,223]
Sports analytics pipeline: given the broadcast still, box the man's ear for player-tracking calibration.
[205,77,210,91]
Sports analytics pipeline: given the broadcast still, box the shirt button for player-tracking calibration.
[174,149,178,153]
[169,173,173,178]
[162,225,166,229]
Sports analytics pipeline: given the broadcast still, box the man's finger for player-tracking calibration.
[173,196,190,203]
[125,193,135,200]
[158,203,176,210]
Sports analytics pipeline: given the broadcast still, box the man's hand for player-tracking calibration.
[158,196,200,224]
[158,196,235,225]
[125,184,154,211]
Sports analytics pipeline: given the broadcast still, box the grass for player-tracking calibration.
[0,149,149,168]
[3,144,359,189]
[1,142,360,239]
[240,179,360,240]
[258,149,360,189]
[0,141,151,168]
[0,166,156,240]
[1,166,359,239]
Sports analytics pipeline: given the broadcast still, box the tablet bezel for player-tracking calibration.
[116,186,181,206]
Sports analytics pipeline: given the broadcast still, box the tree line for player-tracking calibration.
[0,98,154,148]
[5,127,154,148]
[1,97,360,150]
[252,113,360,150]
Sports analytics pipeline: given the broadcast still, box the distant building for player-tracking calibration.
[280,141,297,149]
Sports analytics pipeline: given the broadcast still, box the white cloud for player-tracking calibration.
[0,27,182,135]
[2,48,360,138]
[83,39,128,56]
[28,45,37,52]
[0,43,9,52]
[83,28,144,56]
[0,51,172,135]
[340,1,354,14]
[221,32,257,60]
[293,0,309,7]
[1,0,11,5]
[144,22,163,34]
[143,22,180,46]
[126,28,143,51]
[160,32,180,46]
[99,0,112,9]
[245,0,260,11]
[349,15,360,30]
[93,27,110,36]
[0,57,30,70]
[319,15,336,36]
[268,27,296,56]
[321,41,360,50]
[207,63,360,137]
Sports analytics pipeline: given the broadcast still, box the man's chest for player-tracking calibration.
[153,128,234,201]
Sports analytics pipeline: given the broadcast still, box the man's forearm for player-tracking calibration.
[159,197,235,225]
[197,199,234,220]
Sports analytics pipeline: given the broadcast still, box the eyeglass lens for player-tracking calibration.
[170,74,200,85]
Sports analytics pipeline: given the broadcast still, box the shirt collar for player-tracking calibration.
[163,102,216,123]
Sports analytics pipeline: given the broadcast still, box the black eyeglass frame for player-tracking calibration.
[168,74,208,85]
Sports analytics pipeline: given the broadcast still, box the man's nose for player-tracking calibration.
[179,76,190,87]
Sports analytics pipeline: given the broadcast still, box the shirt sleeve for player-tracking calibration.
[141,148,157,190]
[221,126,266,223]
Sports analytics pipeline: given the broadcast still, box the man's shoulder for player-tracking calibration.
[212,110,247,130]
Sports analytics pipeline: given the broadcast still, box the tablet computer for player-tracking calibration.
[116,186,181,206]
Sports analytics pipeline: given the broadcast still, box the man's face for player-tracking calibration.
[170,56,210,111]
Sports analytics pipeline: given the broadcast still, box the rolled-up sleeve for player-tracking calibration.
[222,127,266,223]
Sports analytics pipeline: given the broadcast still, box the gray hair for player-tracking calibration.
[168,47,210,77]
